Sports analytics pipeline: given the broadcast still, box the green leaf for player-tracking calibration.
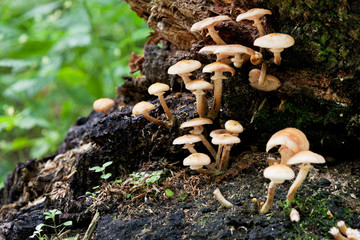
[165,189,174,197]
[102,161,113,168]
[63,220,73,226]
[101,173,112,180]
[56,67,87,86]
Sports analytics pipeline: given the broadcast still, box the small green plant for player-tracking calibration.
[89,161,113,180]
[127,170,163,188]
[165,188,174,197]
[30,209,73,240]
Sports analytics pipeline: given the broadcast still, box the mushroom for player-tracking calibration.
[148,83,175,125]
[213,188,233,208]
[168,60,202,86]
[211,133,240,170]
[180,118,216,158]
[266,127,310,164]
[191,15,231,45]
[260,164,295,214]
[173,134,202,154]
[213,44,261,68]
[203,62,235,119]
[236,8,272,37]
[224,120,244,136]
[329,227,348,240]
[286,150,325,202]
[93,98,115,114]
[199,45,232,63]
[210,129,229,165]
[254,33,295,65]
[290,208,300,222]
[132,101,170,129]
[186,79,213,118]
[248,68,281,91]
[183,152,211,170]
[338,221,348,236]
[346,228,360,240]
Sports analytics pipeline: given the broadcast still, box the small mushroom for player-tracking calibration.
[260,164,295,214]
[211,133,240,170]
[191,15,231,45]
[213,44,261,68]
[148,83,175,125]
[266,127,310,164]
[173,134,202,154]
[93,98,115,114]
[248,68,281,91]
[213,188,233,208]
[290,208,300,222]
[199,45,232,63]
[346,228,360,240]
[337,221,348,236]
[286,150,325,202]
[203,62,235,119]
[180,118,216,158]
[132,101,170,129]
[329,227,348,240]
[236,8,272,37]
[183,152,211,170]
[168,60,202,86]
[224,120,244,136]
[186,79,213,118]
[254,33,295,65]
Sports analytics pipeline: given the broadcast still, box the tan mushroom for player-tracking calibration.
[210,129,229,167]
[93,98,115,114]
[213,188,233,208]
[260,164,295,214]
[248,69,281,91]
[254,33,295,65]
[173,134,202,154]
[199,45,232,64]
[132,101,170,129]
[236,8,272,37]
[148,83,174,125]
[329,227,347,240]
[191,15,231,45]
[186,79,213,118]
[183,153,211,170]
[180,118,216,158]
[286,150,325,202]
[225,120,244,136]
[213,44,261,68]
[212,133,240,170]
[168,60,202,86]
[203,62,235,119]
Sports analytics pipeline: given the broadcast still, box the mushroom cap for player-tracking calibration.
[266,127,310,153]
[199,45,228,54]
[211,133,240,145]
[186,79,213,91]
[210,129,228,138]
[180,117,213,129]
[203,62,235,76]
[249,69,281,91]
[286,150,325,165]
[183,153,211,166]
[168,60,202,75]
[254,33,295,49]
[173,134,202,145]
[236,8,272,22]
[190,15,231,32]
[148,82,170,96]
[93,98,115,113]
[225,120,244,135]
[132,101,155,116]
[213,44,255,56]
[263,164,295,183]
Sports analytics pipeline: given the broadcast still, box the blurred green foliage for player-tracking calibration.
[0,0,150,187]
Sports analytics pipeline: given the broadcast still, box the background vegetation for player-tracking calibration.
[0,0,150,187]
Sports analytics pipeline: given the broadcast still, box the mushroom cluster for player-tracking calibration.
[329,221,360,240]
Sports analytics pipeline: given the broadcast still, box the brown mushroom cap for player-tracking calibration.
[93,98,115,113]
[183,153,211,169]
[225,120,244,135]
[286,150,325,165]
[132,101,155,116]
[186,79,213,91]
[148,83,170,96]
[249,69,281,91]
[180,117,213,129]
[266,127,310,153]
[213,44,256,56]
[210,129,229,138]
[263,164,295,184]
[203,62,235,76]
[173,134,202,145]
[211,133,240,145]
[168,60,202,75]
[236,8,272,22]
[190,15,231,32]
[254,33,295,50]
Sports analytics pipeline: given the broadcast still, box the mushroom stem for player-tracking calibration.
[158,94,175,125]
[337,221,348,236]
[213,188,233,208]
[215,145,224,169]
[208,78,223,119]
[143,113,170,129]
[279,146,295,165]
[207,26,226,45]
[179,73,192,85]
[194,91,208,118]
[198,134,217,159]
[286,163,313,203]
[184,143,197,154]
[259,61,267,87]
[220,145,232,170]
[272,51,283,65]
[253,19,265,36]
[260,181,278,214]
